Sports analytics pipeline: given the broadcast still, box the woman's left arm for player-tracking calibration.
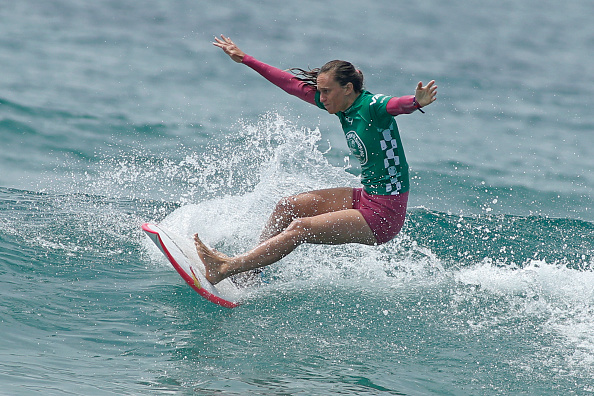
[386,80,437,116]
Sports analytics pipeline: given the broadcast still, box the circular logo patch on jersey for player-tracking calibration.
[345,131,368,165]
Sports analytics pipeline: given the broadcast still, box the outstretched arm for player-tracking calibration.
[386,80,437,116]
[213,35,317,105]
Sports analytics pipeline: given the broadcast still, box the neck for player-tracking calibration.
[341,92,361,112]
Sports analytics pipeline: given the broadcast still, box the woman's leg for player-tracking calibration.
[259,187,355,242]
[194,188,377,284]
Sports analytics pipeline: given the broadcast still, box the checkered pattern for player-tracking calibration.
[379,127,402,195]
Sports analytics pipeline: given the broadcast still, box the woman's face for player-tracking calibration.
[317,72,353,114]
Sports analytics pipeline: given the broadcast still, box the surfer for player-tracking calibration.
[196,35,437,285]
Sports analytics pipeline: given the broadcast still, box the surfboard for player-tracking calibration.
[141,223,241,308]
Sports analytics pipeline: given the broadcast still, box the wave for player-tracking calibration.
[5,110,588,271]
[406,207,593,270]
[2,110,590,270]
[1,112,593,388]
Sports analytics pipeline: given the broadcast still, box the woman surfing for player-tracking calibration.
[195,35,437,285]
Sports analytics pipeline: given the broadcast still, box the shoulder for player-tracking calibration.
[366,92,392,107]
[356,91,393,110]
[361,91,394,121]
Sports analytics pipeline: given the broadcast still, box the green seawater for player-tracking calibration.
[1,139,592,394]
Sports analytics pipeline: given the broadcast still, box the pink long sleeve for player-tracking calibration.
[386,95,420,116]
[242,55,317,106]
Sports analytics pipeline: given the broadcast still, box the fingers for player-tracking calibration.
[213,35,233,54]
[213,35,228,48]
[418,80,436,90]
[212,34,245,63]
[418,80,438,98]
[213,34,234,47]
[415,80,438,107]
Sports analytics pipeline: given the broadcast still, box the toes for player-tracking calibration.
[193,234,208,250]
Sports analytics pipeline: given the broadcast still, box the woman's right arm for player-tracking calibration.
[213,35,317,106]
[241,55,317,105]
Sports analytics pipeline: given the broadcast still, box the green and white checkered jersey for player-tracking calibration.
[316,90,410,195]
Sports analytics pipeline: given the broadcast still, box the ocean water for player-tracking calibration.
[1,0,593,394]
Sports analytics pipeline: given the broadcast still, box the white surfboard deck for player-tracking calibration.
[142,223,241,308]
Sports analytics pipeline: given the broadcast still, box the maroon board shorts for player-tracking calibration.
[352,188,409,245]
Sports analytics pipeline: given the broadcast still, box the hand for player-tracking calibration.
[415,80,437,108]
[213,35,245,63]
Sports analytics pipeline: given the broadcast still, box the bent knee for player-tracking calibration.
[285,218,314,240]
[276,193,319,216]
[275,196,297,212]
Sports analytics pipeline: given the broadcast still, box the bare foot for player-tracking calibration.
[193,234,230,285]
